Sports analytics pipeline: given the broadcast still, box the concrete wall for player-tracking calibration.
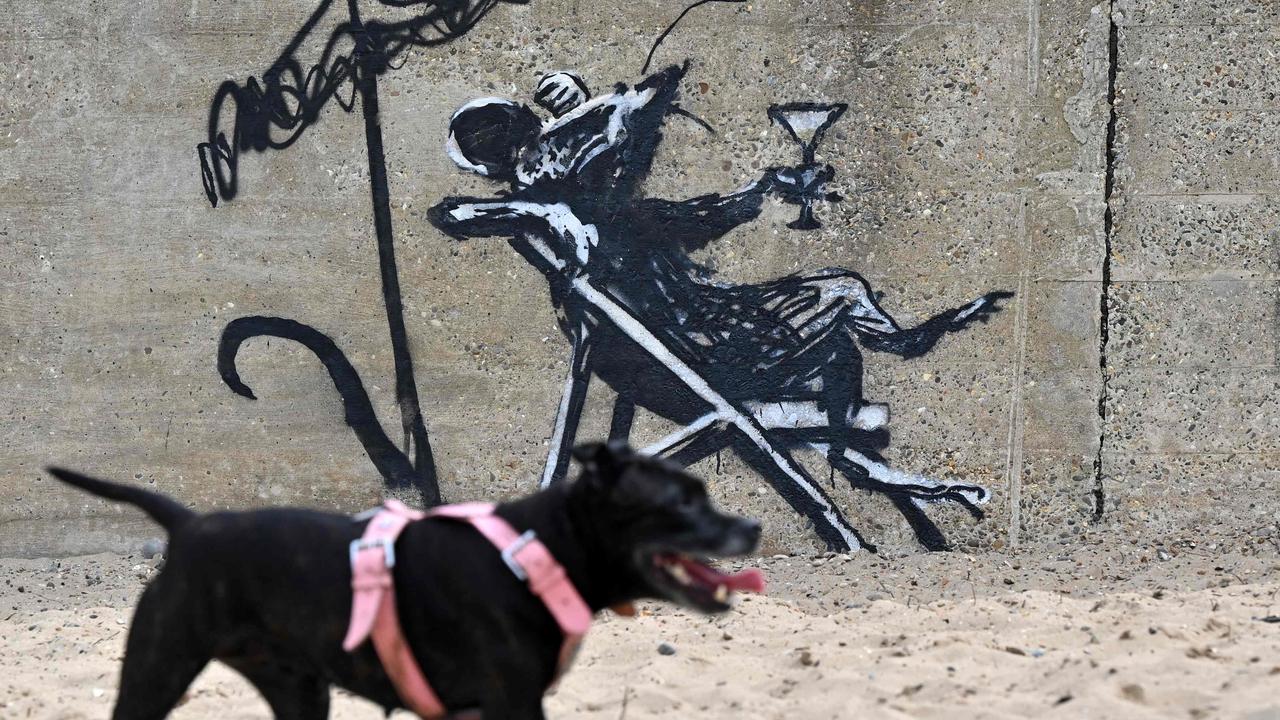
[1106,0,1279,555]
[0,0,1273,558]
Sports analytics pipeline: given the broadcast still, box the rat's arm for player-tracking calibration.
[635,166,832,253]
[635,191,765,253]
[860,292,1014,358]
[428,197,598,267]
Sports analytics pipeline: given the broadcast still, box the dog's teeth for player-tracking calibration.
[714,585,728,603]
[668,564,692,585]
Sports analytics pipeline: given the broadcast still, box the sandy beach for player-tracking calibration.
[2,549,1277,719]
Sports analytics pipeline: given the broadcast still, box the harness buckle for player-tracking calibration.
[500,530,538,582]
[349,537,396,569]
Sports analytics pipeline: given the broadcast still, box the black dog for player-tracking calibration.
[49,442,762,719]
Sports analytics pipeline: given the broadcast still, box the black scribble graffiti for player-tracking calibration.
[199,0,524,505]
[197,0,516,207]
[429,64,1013,551]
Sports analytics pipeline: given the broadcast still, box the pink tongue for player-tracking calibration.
[679,558,767,594]
[724,568,766,593]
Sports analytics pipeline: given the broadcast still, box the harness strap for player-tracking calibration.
[342,500,445,718]
[343,500,592,718]
[428,503,593,678]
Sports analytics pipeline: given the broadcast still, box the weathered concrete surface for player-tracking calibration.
[0,0,1270,558]
[1104,0,1280,557]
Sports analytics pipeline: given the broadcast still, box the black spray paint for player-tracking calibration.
[430,64,1012,551]
[195,1,1012,551]
[198,0,523,505]
[218,316,425,494]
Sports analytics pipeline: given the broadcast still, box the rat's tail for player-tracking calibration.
[47,467,195,533]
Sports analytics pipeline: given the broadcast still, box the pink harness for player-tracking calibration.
[342,499,592,718]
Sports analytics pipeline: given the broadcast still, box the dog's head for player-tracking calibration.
[567,441,763,613]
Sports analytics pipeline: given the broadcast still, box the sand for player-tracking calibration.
[2,550,1278,719]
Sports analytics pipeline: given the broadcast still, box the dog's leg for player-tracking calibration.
[481,691,546,718]
[112,582,210,719]
[223,657,331,720]
[479,655,547,720]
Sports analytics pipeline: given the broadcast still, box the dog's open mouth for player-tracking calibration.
[649,552,766,612]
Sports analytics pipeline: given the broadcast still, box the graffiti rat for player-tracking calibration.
[200,0,1011,550]
[429,64,1013,550]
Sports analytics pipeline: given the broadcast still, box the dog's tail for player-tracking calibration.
[47,467,195,533]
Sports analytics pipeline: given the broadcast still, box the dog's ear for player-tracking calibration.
[572,441,633,484]
[571,441,605,467]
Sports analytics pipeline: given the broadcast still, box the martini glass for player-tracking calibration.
[768,102,848,230]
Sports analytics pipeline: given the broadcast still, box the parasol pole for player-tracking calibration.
[346,0,439,503]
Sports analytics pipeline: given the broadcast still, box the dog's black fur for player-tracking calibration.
[49,442,761,719]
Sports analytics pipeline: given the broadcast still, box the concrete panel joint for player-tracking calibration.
[1094,0,1122,523]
